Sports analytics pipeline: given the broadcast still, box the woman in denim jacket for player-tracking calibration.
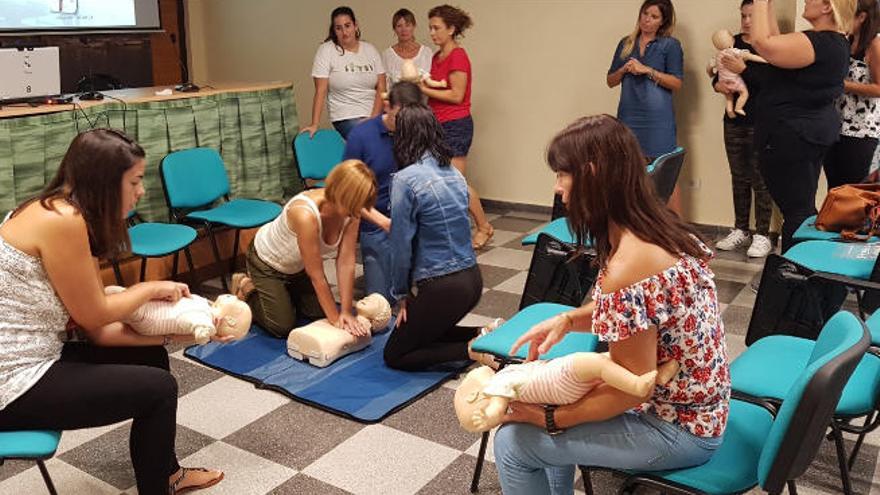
[383,103,486,370]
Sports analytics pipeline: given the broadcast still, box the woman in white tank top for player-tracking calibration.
[237,160,377,338]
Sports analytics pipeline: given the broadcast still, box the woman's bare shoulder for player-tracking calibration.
[602,234,678,293]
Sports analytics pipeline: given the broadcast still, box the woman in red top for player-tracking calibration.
[421,4,494,250]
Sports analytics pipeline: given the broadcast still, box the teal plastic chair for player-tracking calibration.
[160,148,282,291]
[792,215,880,244]
[293,129,345,189]
[646,146,686,203]
[110,211,198,286]
[781,240,880,319]
[730,310,880,495]
[0,430,61,494]
[582,311,870,495]
[468,302,599,492]
[521,217,579,246]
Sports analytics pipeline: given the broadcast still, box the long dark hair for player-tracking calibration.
[620,0,676,59]
[393,104,452,168]
[852,0,880,58]
[324,6,361,54]
[14,128,144,258]
[547,115,706,266]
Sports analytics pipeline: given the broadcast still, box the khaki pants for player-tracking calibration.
[245,242,323,338]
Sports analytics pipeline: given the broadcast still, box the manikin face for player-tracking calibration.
[554,171,574,206]
[333,14,358,47]
[639,5,664,36]
[429,16,455,46]
[741,4,754,36]
[394,18,416,43]
[120,159,146,218]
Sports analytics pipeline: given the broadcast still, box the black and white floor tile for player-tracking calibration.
[0,207,875,494]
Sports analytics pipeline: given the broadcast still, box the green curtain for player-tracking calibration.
[0,85,302,221]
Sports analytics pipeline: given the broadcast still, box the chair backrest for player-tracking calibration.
[519,233,598,310]
[647,146,685,203]
[160,148,230,210]
[757,311,870,493]
[293,129,346,181]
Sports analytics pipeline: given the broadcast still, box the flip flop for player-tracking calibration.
[170,467,224,494]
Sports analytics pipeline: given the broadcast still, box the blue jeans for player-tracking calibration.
[494,412,722,495]
[360,228,393,303]
[332,117,366,140]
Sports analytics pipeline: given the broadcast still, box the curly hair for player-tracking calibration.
[428,4,473,38]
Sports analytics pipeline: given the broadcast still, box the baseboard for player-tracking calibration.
[481,198,553,216]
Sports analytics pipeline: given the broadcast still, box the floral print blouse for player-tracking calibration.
[591,252,730,438]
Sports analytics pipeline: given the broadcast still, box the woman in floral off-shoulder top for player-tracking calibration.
[493,114,730,495]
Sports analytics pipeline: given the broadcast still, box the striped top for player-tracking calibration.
[482,357,600,405]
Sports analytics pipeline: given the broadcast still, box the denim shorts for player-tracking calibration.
[440,116,474,157]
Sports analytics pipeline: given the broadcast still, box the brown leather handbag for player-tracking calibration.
[815,184,880,240]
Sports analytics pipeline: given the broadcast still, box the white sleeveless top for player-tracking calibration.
[0,235,68,410]
[254,194,350,275]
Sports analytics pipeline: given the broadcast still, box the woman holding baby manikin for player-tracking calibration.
[492,115,729,495]
[711,0,775,259]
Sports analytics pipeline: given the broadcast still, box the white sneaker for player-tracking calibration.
[747,234,773,258]
[715,229,750,251]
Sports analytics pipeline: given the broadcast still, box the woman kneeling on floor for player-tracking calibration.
[235,160,376,338]
[383,103,490,371]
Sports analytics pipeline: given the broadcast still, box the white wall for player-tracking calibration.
[185,0,798,225]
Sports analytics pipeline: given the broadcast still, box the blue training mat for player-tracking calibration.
[184,324,469,423]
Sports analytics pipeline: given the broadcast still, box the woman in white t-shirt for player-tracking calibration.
[382,8,434,88]
[301,6,386,140]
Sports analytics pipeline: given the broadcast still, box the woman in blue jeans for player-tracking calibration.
[383,103,486,371]
[494,115,729,494]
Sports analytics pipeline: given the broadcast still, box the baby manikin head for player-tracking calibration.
[712,29,734,50]
[355,293,392,332]
[212,294,252,340]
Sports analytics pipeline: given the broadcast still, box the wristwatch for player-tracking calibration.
[544,404,565,436]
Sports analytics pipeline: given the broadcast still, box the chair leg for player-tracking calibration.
[111,260,124,286]
[787,479,798,495]
[846,412,875,470]
[230,229,241,275]
[171,252,180,280]
[470,430,490,493]
[831,422,855,495]
[183,247,197,289]
[205,224,229,292]
[578,466,595,495]
[139,257,148,283]
[36,459,58,495]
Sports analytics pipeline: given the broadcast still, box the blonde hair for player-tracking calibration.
[828,0,857,33]
[324,159,377,216]
[620,0,676,59]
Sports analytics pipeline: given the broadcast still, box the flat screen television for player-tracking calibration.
[0,0,161,35]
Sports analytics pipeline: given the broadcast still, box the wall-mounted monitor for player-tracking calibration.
[0,0,161,35]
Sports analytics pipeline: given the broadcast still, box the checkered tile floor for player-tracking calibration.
[1,207,878,494]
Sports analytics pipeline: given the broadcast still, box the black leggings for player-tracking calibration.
[823,135,878,189]
[0,343,179,495]
[759,124,826,252]
[384,265,483,371]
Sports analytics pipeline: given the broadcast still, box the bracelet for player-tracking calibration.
[650,69,659,82]
[544,404,564,436]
